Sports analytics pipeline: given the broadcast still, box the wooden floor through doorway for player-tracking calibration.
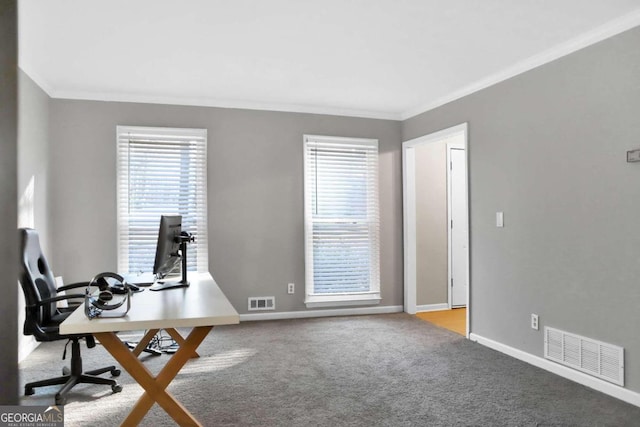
[416,308,466,336]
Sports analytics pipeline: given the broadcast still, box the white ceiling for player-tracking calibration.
[18,0,640,120]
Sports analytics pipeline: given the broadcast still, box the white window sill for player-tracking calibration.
[305,293,381,309]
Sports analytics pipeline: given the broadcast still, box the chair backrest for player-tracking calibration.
[18,228,59,335]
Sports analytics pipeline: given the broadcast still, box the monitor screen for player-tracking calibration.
[153,215,182,278]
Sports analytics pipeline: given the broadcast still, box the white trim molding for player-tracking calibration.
[470,333,640,408]
[19,9,640,123]
[446,140,466,309]
[17,64,400,121]
[305,294,381,309]
[416,303,449,313]
[239,305,403,322]
[401,9,640,120]
[20,8,640,123]
[18,339,40,363]
[402,123,470,339]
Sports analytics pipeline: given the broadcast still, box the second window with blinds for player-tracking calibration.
[116,126,208,275]
[303,135,381,308]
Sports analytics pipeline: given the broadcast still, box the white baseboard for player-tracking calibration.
[18,338,40,363]
[239,305,403,322]
[469,333,640,408]
[416,303,449,312]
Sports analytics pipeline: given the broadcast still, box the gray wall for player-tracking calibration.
[17,70,50,360]
[403,27,640,391]
[49,102,403,314]
[18,71,50,252]
[415,140,448,306]
[0,0,18,405]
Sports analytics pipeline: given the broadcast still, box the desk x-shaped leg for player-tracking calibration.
[95,326,212,426]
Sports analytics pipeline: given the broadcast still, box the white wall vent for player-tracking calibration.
[248,297,275,311]
[544,326,624,386]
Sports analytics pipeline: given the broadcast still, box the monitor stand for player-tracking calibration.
[149,280,188,291]
[150,237,191,292]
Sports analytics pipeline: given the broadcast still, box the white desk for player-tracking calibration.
[60,272,239,426]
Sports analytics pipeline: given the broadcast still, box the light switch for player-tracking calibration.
[496,212,504,227]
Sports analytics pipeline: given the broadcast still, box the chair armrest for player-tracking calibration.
[59,302,82,313]
[57,281,91,292]
[29,293,86,307]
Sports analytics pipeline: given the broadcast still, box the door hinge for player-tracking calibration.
[450,220,453,229]
[450,161,452,170]
[451,278,453,287]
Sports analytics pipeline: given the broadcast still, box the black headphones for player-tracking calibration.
[84,272,131,319]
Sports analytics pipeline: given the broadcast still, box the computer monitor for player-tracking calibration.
[153,214,182,278]
[150,215,194,291]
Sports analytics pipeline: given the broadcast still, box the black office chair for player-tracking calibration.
[18,228,122,405]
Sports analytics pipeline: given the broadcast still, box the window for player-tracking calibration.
[303,135,380,308]
[117,126,208,274]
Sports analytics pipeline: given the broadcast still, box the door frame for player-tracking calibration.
[402,123,470,337]
[447,141,466,308]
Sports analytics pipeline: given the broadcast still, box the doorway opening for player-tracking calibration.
[402,123,469,337]
[416,308,466,336]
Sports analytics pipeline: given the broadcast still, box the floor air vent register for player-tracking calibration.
[544,326,624,386]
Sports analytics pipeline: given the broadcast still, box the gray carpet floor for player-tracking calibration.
[19,313,640,426]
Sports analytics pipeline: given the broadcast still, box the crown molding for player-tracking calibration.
[20,73,401,121]
[20,8,640,123]
[18,63,55,96]
[401,8,640,121]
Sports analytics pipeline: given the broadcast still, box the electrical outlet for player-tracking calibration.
[627,149,640,162]
[287,283,295,294]
[531,313,539,330]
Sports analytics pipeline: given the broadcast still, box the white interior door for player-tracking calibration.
[449,147,468,307]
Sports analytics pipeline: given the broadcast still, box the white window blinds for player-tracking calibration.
[303,135,380,307]
[117,126,208,274]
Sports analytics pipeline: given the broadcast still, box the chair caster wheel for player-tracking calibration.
[55,394,66,406]
[25,387,34,396]
[62,366,70,376]
[111,369,121,377]
[112,384,123,393]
